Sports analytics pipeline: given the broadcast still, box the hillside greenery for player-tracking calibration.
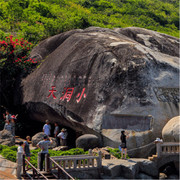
[0,0,179,44]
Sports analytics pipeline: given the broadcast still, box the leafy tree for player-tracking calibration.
[0,35,36,76]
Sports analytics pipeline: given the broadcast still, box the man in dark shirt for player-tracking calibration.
[54,122,60,146]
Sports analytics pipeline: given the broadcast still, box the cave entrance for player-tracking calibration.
[15,118,82,148]
[14,103,83,148]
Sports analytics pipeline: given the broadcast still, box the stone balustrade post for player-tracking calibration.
[73,159,77,169]
[45,153,50,172]
[16,152,23,179]
[89,149,93,156]
[156,141,162,158]
[97,151,102,168]
[37,152,41,170]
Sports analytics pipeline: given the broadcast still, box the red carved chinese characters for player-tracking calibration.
[47,85,87,103]
[47,86,57,99]
[60,87,74,102]
[76,88,86,103]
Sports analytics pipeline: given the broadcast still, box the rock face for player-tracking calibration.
[76,134,99,151]
[20,27,179,156]
[0,130,15,146]
[102,158,158,179]
[32,132,56,148]
[162,116,180,142]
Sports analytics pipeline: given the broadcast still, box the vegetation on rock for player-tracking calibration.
[0,0,179,45]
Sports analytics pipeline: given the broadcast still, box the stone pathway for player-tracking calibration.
[0,155,17,179]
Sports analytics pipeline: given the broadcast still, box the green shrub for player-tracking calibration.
[29,148,87,167]
[1,148,17,162]
[108,148,129,159]
[9,146,18,152]
[0,144,8,152]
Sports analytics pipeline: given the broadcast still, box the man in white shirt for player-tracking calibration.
[18,142,24,153]
[57,128,68,146]
[43,120,51,136]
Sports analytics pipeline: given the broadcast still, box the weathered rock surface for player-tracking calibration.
[52,146,68,151]
[0,155,17,178]
[20,27,179,157]
[76,134,99,151]
[132,158,158,177]
[0,130,15,146]
[32,132,56,148]
[102,158,158,179]
[162,116,180,142]
[137,173,153,179]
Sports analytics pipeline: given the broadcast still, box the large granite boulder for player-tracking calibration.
[20,27,179,157]
[162,116,180,142]
[76,134,99,151]
[32,132,56,148]
[0,130,15,146]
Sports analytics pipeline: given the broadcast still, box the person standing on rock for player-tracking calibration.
[10,115,16,137]
[4,120,12,133]
[54,122,60,146]
[57,128,68,146]
[23,136,31,169]
[120,130,129,159]
[37,135,53,171]
[43,120,51,137]
[3,110,11,121]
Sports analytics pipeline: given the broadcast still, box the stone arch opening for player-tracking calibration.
[159,161,179,177]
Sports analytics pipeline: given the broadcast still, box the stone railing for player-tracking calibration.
[155,141,180,158]
[47,155,75,179]
[49,150,102,171]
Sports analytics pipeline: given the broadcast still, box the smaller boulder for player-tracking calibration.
[31,132,56,149]
[162,116,180,142]
[76,134,99,151]
[0,130,15,146]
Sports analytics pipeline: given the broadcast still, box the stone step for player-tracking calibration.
[24,171,55,179]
